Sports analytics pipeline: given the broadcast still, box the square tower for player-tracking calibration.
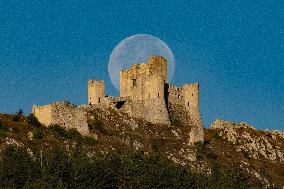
[88,80,105,105]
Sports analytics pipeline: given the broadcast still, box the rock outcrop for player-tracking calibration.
[211,119,284,162]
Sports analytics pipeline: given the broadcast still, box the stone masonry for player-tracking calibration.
[32,55,203,142]
[88,55,204,142]
[32,102,89,135]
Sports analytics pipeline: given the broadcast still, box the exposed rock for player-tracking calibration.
[211,119,284,162]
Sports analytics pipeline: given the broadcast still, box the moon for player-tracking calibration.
[108,34,175,91]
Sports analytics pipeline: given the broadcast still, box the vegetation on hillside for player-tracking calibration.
[0,111,282,188]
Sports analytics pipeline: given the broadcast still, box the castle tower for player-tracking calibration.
[183,83,199,109]
[145,56,167,100]
[119,55,170,124]
[120,55,167,101]
[88,80,105,105]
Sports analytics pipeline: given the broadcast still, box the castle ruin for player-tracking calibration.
[33,55,204,143]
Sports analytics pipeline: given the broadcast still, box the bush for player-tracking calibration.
[0,119,5,130]
[150,139,162,152]
[83,136,98,145]
[27,114,41,128]
[170,117,182,127]
[32,128,44,139]
[48,124,68,138]
[280,168,284,176]
[67,128,82,140]
[0,145,40,188]
[88,117,107,134]
[209,162,251,188]
[13,109,24,122]
[194,141,206,159]
[0,145,253,188]
[0,130,7,139]
[212,130,222,139]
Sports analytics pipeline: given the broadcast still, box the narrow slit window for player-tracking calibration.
[98,98,101,103]
[132,79,137,87]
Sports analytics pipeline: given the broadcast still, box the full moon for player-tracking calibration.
[108,34,175,91]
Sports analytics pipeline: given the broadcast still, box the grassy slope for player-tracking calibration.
[0,111,283,188]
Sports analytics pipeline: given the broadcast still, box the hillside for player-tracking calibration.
[0,110,283,188]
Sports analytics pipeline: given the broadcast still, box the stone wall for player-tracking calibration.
[33,102,89,135]
[32,104,53,126]
[120,56,167,101]
[119,56,170,125]
[166,83,204,143]
[121,98,170,125]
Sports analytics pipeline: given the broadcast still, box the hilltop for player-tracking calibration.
[0,110,283,188]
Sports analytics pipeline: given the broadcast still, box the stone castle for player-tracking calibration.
[33,55,204,143]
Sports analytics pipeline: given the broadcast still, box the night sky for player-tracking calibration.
[0,0,283,130]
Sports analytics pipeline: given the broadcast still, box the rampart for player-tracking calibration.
[32,101,89,135]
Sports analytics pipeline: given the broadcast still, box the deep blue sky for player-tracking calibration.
[0,0,283,130]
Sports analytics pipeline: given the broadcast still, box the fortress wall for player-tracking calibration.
[120,72,132,97]
[146,76,165,99]
[32,104,52,126]
[188,106,204,143]
[34,102,88,135]
[167,84,184,104]
[122,98,170,125]
[51,102,88,135]
[88,80,105,105]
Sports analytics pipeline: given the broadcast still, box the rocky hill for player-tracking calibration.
[0,110,283,188]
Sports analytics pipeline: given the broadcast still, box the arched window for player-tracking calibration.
[98,98,101,103]
[158,93,160,98]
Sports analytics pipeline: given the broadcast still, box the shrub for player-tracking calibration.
[194,141,206,159]
[0,130,7,139]
[13,109,24,122]
[48,124,68,138]
[280,168,284,176]
[0,145,40,188]
[83,136,98,145]
[67,128,82,140]
[0,119,4,129]
[212,130,222,139]
[170,117,182,127]
[27,114,41,128]
[150,139,162,152]
[88,117,107,134]
[32,128,44,139]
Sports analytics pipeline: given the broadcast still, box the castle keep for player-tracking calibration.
[33,55,204,143]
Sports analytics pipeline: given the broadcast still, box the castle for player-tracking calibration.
[33,56,204,143]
